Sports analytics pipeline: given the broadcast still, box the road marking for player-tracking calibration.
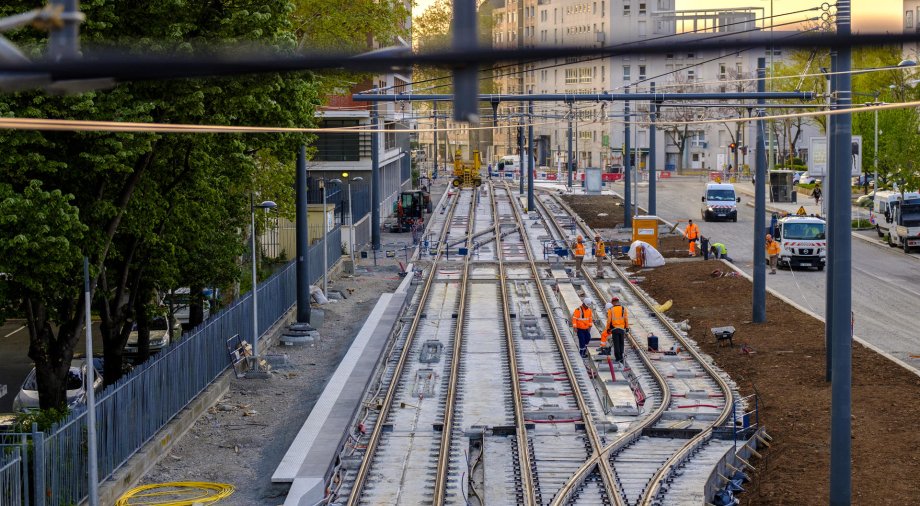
[852,265,920,300]
[3,325,25,338]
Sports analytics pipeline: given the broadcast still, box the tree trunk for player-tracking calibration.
[26,297,82,410]
[134,288,151,363]
[189,284,205,328]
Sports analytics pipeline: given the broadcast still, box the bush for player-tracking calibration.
[798,182,817,190]
[851,219,872,229]
[13,407,70,432]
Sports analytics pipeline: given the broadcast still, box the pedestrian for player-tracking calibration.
[572,235,586,277]
[813,185,822,206]
[710,242,733,262]
[572,297,594,357]
[487,163,493,180]
[770,213,779,238]
[604,296,629,364]
[684,219,700,257]
[593,234,606,279]
[766,233,780,274]
[700,235,711,260]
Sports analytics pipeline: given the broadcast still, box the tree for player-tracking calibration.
[659,74,710,173]
[0,0,319,405]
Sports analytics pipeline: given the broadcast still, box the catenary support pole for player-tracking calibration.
[830,1,853,502]
[452,0,478,122]
[528,101,535,211]
[753,58,767,324]
[567,102,574,189]
[826,51,837,381]
[371,103,381,251]
[295,145,310,323]
[433,101,438,178]
[624,89,632,228]
[519,106,525,195]
[649,82,657,215]
[82,257,99,506]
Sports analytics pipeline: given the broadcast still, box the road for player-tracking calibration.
[609,176,920,373]
[0,320,104,413]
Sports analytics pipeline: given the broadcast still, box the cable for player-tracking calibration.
[115,482,235,506]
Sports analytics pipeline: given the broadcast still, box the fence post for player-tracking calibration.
[21,434,30,506]
[31,423,44,506]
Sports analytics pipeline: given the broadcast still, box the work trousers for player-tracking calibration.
[576,328,591,356]
[611,328,626,363]
[769,254,778,273]
[688,238,697,256]
[573,255,584,276]
[595,255,605,278]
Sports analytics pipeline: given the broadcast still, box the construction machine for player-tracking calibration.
[391,189,431,232]
[451,148,483,188]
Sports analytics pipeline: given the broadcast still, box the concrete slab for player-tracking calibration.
[273,276,412,506]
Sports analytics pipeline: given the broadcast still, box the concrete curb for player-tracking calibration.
[718,260,920,380]
[96,306,296,505]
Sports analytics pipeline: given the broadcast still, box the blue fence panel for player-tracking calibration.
[0,447,23,506]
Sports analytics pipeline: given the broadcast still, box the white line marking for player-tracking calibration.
[4,325,25,338]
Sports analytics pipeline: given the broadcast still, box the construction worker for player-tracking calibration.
[604,296,629,363]
[766,234,781,274]
[599,302,613,352]
[572,297,594,357]
[710,242,732,262]
[593,235,606,279]
[572,235,586,277]
[684,219,700,256]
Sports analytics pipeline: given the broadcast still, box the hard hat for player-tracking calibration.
[577,235,583,241]
[582,297,594,306]
[605,302,614,310]
[595,235,601,240]
[766,234,773,240]
[611,296,620,303]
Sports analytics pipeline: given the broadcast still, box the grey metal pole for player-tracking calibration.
[830,1,853,501]
[753,58,767,324]
[433,101,438,178]
[649,82,657,215]
[452,0,479,122]
[371,103,381,250]
[874,104,878,193]
[49,0,81,61]
[250,194,260,356]
[296,146,310,323]
[528,101,535,211]
[82,257,99,506]
[624,90,632,228]
[567,102,574,189]
[634,122,639,216]
[519,108,525,195]
[826,52,837,381]
[348,181,355,268]
[322,180,328,295]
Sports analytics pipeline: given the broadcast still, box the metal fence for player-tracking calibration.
[2,228,343,506]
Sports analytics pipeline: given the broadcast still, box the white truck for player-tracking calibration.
[775,216,827,270]
[887,200,920,253]
[870,190,920,238]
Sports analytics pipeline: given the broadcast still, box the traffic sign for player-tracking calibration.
[796,206,807,216]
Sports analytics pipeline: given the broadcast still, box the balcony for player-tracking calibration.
[689,140,708,149]
[313,132,372,162]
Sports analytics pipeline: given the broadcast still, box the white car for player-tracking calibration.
[124,317,182,355]
[12,359,103,412]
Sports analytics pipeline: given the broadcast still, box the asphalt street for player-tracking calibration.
[609,176,920,373]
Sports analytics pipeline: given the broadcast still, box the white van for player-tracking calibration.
[700,183,741,222]
[870,190,920,237]
[497,155,521,179]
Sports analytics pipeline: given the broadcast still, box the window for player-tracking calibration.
[639,2,646,14]
[384,122,396,150]
[601,65,605,82]
[687,69,696,81]
[666,53,674,60]
[638,20,647,37]
[736,62,743,74]
[687,52,695,59]
[719,63,727,79]
[638,65,646,80]
[601,1,605,16]
[623,65,631,81]
[624,1,630,15]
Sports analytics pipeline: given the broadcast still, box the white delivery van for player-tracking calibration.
[700,183,741,222]
[497,155,521,180]
[775,216,827,270]
[870,190,920,238]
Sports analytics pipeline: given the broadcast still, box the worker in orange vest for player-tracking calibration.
[593,235,606,278]
[572,297,594,357]
[572,235,586,278]
[603,296,629,363]
[766,233,781,274]
[684,219,700,257]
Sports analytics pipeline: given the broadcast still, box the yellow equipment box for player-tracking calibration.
[631,215,659,250]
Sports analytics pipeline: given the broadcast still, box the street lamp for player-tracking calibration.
[322,178,342,296]
[342,174,365,270]
[251,196,277,359]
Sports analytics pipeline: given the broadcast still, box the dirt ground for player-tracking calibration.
[634,261,920,505]
[560,194,690,258]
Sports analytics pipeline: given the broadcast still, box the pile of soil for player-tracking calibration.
[634,261,920,504]
[560,195,689,258]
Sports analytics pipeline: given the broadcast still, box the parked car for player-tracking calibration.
[798,173,817,185]
[11,359,103,412]
[124,316,182,355]
[792,171,805,185]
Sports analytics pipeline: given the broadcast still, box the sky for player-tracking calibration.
[412,0,904,33]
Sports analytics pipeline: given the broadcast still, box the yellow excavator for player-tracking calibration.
[451,148,483,188]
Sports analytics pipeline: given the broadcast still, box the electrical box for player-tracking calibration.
[631,215,659,250]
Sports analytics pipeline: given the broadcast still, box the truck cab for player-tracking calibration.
[776,216,827,270]
[700,183,740,222]
[870,190,920,238]
[888,200,920,252]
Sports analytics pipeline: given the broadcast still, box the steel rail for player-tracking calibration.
[499,181,621,506]
[345,189,464,506]
[546,193,736,506]
[488,183,537,506]
[432,188,479,504]
[530,193,669,505]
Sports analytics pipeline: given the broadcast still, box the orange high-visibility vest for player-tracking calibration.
[572,307,593,330]
[606,305,628,329]
[573,242,586,258]
[766,240,781,256]
[685,223,699,240]
[595,240,606,258]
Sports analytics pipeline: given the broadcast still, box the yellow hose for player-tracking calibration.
[115,482,235,506]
